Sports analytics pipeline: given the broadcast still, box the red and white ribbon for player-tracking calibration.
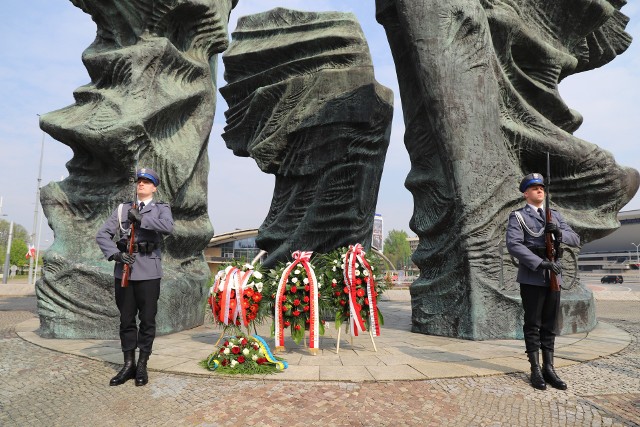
[216,267,255,327]
[343,244,380,337]
[275,251,319,351]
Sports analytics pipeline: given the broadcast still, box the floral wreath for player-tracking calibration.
[202,334,287,375]
[207,262,266,333]
[321,244,386,336]
[264,251,327,352]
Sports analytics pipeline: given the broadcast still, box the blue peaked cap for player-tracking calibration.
[519,173,545,193]
[136,168,160,186]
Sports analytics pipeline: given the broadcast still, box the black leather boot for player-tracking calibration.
[135,351,150,386]
[542,349,567,390]
[110,350,136,386]
[527,351,547,390]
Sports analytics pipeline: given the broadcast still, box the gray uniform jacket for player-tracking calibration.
[506,205,580,287]
[96,201,174,281]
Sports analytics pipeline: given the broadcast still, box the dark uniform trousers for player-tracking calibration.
[520,282,560,353]
[114,278,161,353]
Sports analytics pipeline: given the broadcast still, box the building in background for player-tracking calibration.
[204,229,261,273]
[578,210,640,273]
[407,236,419,253]
[372,213,383,251]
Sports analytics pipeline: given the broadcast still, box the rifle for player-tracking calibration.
[545,152,560,292]
[121,162,139,288]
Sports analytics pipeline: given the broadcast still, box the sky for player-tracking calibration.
[0,0,638,250]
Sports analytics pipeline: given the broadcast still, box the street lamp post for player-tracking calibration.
[2,221,14,284]
[632,243,640,268]
[28,130,45,286]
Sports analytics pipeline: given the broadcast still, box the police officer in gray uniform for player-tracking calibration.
[96,168,174,387]
[506,173,580,391]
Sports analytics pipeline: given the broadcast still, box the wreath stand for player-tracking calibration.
[335,323,377,354]
[274,333,320,356]
[214,323,258,347]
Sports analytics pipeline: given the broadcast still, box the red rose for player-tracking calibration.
[343,286,349,294]
[238,356,245,363]
[339,300,346,306]
[219,348,225,353]
[232,346,240,354]
[334,291,341,297]
[331,282,337,288]
[364,277,370,282]
[250,305,258,313]
[303,305,310,312]
[284,320,291,327]
[282,305,288,312]
[223,341,229,347]
[305,285,310,291]
[241,338,248,345]
[303,296,309,303]
[355,278,362,285]
[245,288,254,297]
[248,314,256,321]
[294,325,301,331]
[290,285,298,293]
[305,319,310,324]
[242,300,250,309]
[293,299,301,306]
[254,345,259,351]
[257,358,265,365]
[293,310,301,316]
[221,359,228,366]
[356,289,365,298]
[252,293,262,302]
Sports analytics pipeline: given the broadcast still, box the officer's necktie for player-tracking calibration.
[139,202,145,211]
[537,208,544,221]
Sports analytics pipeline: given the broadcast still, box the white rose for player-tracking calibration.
[253,271,262,280]
[252,355,258,361]
[303,278,309,284]
[294,269,301,275]
[333,260,339,264]
[209,286,214,295]
[364,270,370,276]
[223,348,230,355]
[244,263,253,270]
[292,277,298,283]
[255,282,263,292]
[371,266,375,271]
[218,283,224,292]
[243,348,250,356]
[355,270,361,276]
[231,360,238,367]
[332,266,337,272]
[332,279,337,284]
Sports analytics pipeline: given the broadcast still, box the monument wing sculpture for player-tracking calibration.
[36,0,237,338]
[221,8,394,266]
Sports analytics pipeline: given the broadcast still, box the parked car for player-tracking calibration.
[600,275,624,284]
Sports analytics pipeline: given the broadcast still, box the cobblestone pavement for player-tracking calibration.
[1,297,639,426]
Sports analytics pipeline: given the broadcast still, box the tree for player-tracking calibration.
[0,219,30,268]
[382,229,412,270]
